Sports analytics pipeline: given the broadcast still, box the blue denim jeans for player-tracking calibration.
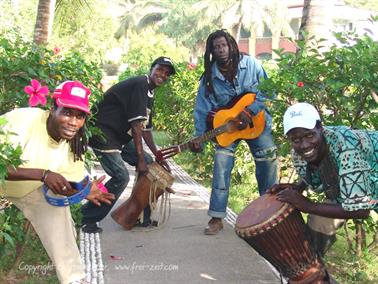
[81,141,152,224]
[208,122,278,218]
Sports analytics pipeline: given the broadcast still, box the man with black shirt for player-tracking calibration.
[81,57,175,233]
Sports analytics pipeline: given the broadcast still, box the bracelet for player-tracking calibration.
[41,170,50,183]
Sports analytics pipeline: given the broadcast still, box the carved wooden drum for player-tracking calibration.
[235,194,329,283]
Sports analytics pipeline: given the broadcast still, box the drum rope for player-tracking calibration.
[149,178,172,227]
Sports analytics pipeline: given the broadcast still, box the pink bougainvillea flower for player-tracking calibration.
[297,81,304,87]
[53,46,61,55]
[24,79,49,107]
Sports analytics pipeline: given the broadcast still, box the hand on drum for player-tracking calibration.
[276,188,311,212]
[268,183,293,194]
[267,183,304,194]
[156,159,171,173]
[87,175,115,206]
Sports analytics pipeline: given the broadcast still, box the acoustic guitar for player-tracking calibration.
[156,93,265,160]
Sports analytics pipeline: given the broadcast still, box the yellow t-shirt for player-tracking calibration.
[0,108,84,198]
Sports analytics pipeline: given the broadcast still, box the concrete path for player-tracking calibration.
[81,160,280,284]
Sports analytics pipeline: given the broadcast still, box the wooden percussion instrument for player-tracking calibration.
[111,162,174,230]
[235,193,329,284]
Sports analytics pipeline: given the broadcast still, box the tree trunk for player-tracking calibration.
[33,0,56,45]
[232,21,242,44]
[249,27,257,56]
[271,32,280,59]
[298,0,334,50]
[355,220,366,257]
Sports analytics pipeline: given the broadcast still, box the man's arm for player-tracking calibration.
[7,167,46,181]
[142,129,170,171]
[190,80,212,153]
[244,56,269,116]
[142,129,157,157]
[276,188,370,219]
[7,167,75,195]
[131,120,148,174]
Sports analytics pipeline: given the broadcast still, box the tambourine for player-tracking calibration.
[43,176,91,207]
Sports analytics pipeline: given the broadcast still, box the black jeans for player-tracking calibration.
[81,141,152,224]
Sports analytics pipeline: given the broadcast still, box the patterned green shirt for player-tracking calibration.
[292,126,378,212]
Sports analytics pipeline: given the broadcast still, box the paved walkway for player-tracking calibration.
[80,160,280,284]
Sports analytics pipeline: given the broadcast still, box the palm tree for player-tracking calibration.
[114,0,294,58]
[191,0,268,51]
[33,0,90,45]
[185,0,294,56]
[115,0,172,40]
[298,0,335,49]
[33,0,56,45]
[264,0,295,58]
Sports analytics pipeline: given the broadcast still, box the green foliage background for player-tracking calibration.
[259,29,378,158]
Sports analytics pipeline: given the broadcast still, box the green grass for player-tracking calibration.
[0,229,59,284]
[228,183,259,214]
[0,204,83,284]
[325,229,378,283]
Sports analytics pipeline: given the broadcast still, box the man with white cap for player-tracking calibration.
[270,102,378,256]
[0,80,115,284]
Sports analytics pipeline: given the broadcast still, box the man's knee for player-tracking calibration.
[118,170,129,184]
[109,169,129,191]
[253,146,277,161]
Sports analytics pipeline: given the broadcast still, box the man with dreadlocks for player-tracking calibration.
[0,80,115,284]
[190,29,278,235]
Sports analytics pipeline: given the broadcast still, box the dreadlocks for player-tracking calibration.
[70,126,88,162]
[203,29,240,96]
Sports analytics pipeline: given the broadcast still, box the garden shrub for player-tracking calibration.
[259,29,378,157]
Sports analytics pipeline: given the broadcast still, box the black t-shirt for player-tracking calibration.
[89,75,153,150]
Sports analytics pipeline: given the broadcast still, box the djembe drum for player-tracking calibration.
[235,193,329,284]
[111,162,174,230]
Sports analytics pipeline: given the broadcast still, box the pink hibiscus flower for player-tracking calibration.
[24,79,50,107]
[186,63,197,70]
[53,46,61,55]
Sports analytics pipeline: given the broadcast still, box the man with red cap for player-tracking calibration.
[0,80,114,284]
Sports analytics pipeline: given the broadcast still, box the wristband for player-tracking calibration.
[41,169,50,182]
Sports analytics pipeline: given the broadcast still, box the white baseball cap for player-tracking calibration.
[283,102,321,135]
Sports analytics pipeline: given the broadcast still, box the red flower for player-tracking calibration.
[186,63,196,70]
[53,46,61,55]
[24,79,49,107]
[297,81,304,87]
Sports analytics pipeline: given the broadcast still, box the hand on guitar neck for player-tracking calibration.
[156,93,265,161]
[189,140,203,153]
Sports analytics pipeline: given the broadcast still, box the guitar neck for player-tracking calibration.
[178,124,230,152]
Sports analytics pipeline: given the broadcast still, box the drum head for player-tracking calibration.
[236,193,290,229]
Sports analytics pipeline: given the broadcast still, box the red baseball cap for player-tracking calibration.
[53,81,91,114]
